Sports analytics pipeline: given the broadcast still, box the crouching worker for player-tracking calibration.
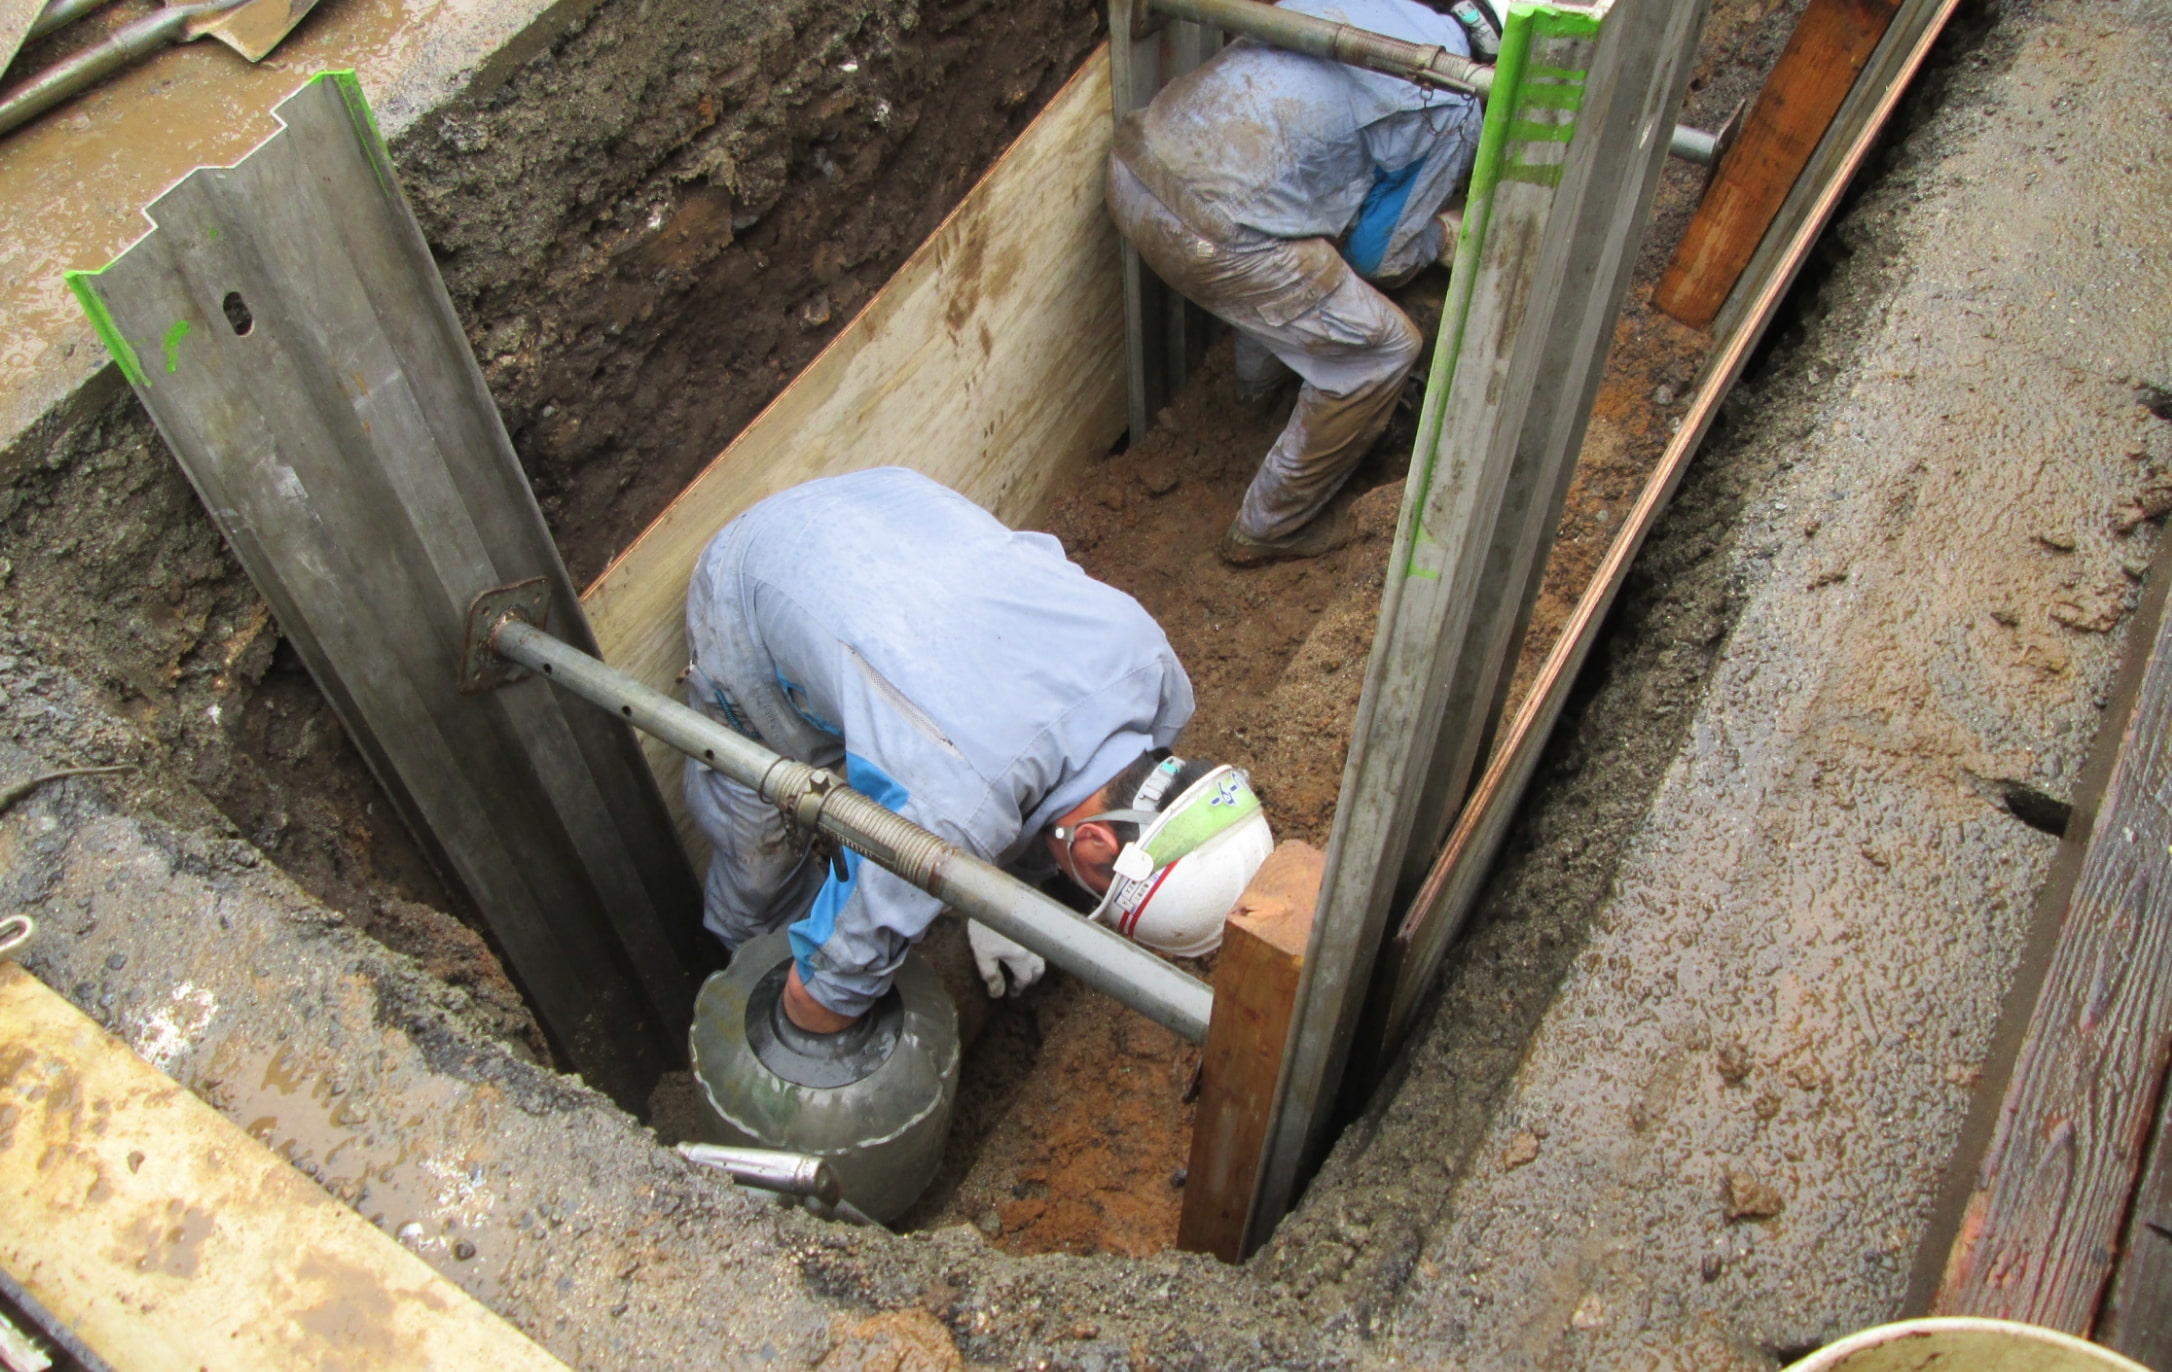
[683,467,1275,1033]
[1107,0,1485,564]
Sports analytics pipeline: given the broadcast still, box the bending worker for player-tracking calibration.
[1108,0,1485,564]
[683,467,1275,1032]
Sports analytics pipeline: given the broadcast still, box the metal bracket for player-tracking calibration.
[458,577,552,693]
[786,768,853,883]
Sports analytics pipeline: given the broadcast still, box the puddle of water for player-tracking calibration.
[201,1034,513,1300]
[0,0,440,440]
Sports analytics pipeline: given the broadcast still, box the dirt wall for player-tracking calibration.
[0,0,1100,980]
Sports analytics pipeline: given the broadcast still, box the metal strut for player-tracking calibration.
[468,601,1215,1045]
[1142,0,1723,164]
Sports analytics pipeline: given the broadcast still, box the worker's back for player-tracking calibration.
[686,467,1192,866]
[1121,0,1475,247]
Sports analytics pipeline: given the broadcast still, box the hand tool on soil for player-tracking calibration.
[0,0,319,137]
[0,763,132,815]
[0,0,116,90]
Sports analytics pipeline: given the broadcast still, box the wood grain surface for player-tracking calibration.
[1179,841,1322,1262]
[1934,588,2172,1327]
[580,50,1126,858]
[0,962,571,1372]
[1655,0,1900,327]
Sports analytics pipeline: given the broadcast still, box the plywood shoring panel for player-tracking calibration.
[580,51,1127,855]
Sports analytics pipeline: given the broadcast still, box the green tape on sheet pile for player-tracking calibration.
[63,269,147,390]
[65,70,397,386]
[325,69,395,198]
[1400,1,1601,580]
[162,319,191,374]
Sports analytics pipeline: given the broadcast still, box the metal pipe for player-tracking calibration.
[677,1143,841,1205]
[1667,123,1716,166]
[1151,0,1490,95]
[1142,0,1719,165]
[676,1144,881,1224]
[489,619,1215,1044]
[0,0,228,137]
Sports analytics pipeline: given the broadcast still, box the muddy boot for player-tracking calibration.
[1218,507,1357,566]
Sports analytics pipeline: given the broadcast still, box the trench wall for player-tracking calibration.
[0,0,1099,944]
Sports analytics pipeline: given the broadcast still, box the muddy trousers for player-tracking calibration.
[1107,160,1422,542]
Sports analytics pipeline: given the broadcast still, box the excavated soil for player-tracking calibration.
[0,0,1798,1273]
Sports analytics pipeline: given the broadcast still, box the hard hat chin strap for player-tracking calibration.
[1051,807,1164,890]
[1053,755,1196,899]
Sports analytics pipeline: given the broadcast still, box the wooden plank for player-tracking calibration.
[1379,0,1963,1058]
[2100,1064,2172,1363]
[0,962,571,1372]
[67,72,700,1112]
[580,50,1128,861]
[1654,0,1901,328]
[1178,840,1323,1263]
[1932,567,2172,1326]
[1711,0,1949,340]
[1904,336,2169,1320]
[1254,0,1712,1232]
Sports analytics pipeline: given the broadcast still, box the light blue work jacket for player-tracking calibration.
[685,468,1193,1014]
[1119,0,1483,283]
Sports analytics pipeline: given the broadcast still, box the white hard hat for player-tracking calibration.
[1078,760,1274,958]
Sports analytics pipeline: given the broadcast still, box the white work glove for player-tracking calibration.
[1436,205,1465,267]
[967,921,1045,998]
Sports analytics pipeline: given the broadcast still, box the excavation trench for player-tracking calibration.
[14,0,2165,1362]
[0,0,1838,1339]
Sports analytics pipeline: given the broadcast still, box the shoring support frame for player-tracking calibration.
[1247,0,1709,1247]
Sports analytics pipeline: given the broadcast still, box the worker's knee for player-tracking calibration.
[1380,306,1423,373]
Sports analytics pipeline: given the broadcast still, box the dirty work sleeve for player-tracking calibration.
[783,659,1036,1019]
[1348,98,1483,283]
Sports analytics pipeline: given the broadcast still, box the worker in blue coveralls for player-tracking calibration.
[682,468,1276,1033]
[1108,0,1486,564]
